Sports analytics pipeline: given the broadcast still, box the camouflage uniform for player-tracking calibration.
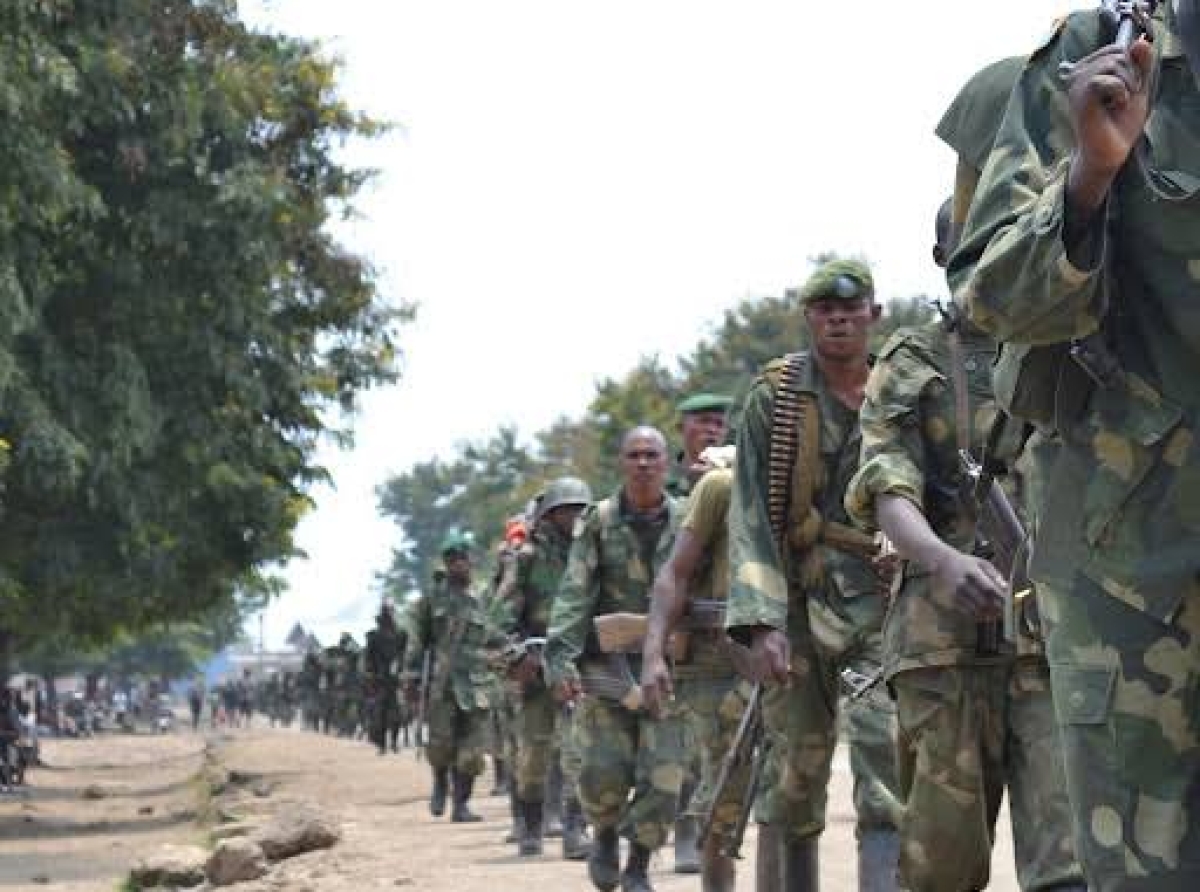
[670,468,757,844]
[949,9,1200,889]
[298,652,322,731]
[725,351,901,847]
[845,321,1082,892]
[365,612,407,753]
[407,575,503,778]
[545,490,687,852]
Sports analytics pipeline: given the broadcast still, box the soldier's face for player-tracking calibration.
[546,504,584,535]
[805,298,880,363]
[680,411,727,461]
[443,551,471,582]
[620,434,668,495]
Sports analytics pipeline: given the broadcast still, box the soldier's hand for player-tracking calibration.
[1065,38,1154,210]
[748,628,791,686]
[510,653,542,686]
[555,677,582,705]
[930,550,1006,618]
[640,655,674,719]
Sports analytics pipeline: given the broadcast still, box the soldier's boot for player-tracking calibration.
[673,814,701,874]
[620,842,655,892]
[491,758,510,796]
[518,799,544,857]
[505,793,523,844]
[783,834,819,892]
[700,834,735,892]
[451,770,483,823]
[856,830,899,892]
[587,826,621,892]
[544,761,564,838]
[562,796,593,861]
[756,824,785,891]
[429,767,449,817]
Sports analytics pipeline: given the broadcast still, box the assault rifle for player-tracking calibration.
[700,682,764,859]
[578,655,643,711]
[414,650,431,761]
[959,449,1029,654]
[593,599,729,664]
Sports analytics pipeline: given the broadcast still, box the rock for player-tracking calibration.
[206,838,269,886]
[81,784,107,800]
[138,805,155,816]
[129,844,208,889]
[252,806,340,861]
[211,820,258,841]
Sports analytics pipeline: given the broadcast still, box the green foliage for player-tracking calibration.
[0,1,406,652]
[378,261,936,595]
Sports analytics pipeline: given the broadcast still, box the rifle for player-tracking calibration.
[700,682,764,859]
[593,613,689,662]
[578,655,643,711]
[415,650,431,760]
[959,448,1029,654]
[839,664,887,703]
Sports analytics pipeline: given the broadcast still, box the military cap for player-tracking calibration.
[800,259,874,304]
[676,393,734,415]
[440,529,473,555]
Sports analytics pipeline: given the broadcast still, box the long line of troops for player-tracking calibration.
[310,7,1200,892]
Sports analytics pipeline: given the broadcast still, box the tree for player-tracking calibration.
[0,1,408,661]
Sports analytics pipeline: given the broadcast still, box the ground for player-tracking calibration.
[0,724,1024,890]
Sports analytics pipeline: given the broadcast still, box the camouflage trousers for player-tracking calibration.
[893,659,1082,892]
[576,696,686,850]
[676,673,755,844]
[1040,573,1200,892]
[427,695,488,777]
[370,686,402,747]
[514,684,559,801]
[756,589,901,838]
[560,700,584,804]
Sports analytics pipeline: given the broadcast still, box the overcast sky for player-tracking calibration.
[239,0,1092,648]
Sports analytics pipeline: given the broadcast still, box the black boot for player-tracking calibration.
[673,815,701,874]
[562,796,592,861]
[756,824,784,892]
[544,761,564,837]
[518,799,544,857]
[588,826,621,892]
[451,770,483,822]
[783,834,819,892]
[856,830,898,892]
[506,794,524,844]
[700,834,735,892]
[621,842,654,892]
[429,766,449,817]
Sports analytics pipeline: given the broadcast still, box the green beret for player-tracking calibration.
[676,393,733,415]
[440,529,473,555]
[800,259,874,304]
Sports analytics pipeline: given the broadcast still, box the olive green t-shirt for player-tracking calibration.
[682,467,732,603]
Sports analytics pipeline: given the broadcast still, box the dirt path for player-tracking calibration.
[0,731,208,891]
[212,727,1022,891]
[0,724,1023,891]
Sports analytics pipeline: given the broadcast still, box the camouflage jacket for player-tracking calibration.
[845,322,1038,672]
[365,624,406,691]
[508,521,575,641]
[725,353,879,639]
[545,489,682,684]
[949,8,1200,621]
[406,577,506,711]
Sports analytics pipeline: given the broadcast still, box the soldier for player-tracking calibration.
[546,426,686,892]
[844,199,1084,892]
[502,476,593,859]
[950,6,1200,889]
[407,530,507,823]
[365,600,407,755]
[724,259,901,892]
[668,393,733,499]
[665,391,732,875]
[298,649,322,732]
[642,447,753,892]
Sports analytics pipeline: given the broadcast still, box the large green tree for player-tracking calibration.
[0,1,406,662]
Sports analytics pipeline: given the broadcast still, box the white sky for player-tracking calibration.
[239,0,1092,648]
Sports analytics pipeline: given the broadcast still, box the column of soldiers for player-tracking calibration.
[285,7,1200,890]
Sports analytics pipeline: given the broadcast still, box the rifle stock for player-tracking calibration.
[593,613,689,662]
[579,656,643,711]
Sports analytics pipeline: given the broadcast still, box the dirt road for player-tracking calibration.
[0,725,1024,890]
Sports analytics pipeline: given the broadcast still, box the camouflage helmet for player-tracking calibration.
[539,476,592,519]
[440,528,473,556]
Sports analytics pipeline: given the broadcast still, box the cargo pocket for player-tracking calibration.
[1049,662,1130,868]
